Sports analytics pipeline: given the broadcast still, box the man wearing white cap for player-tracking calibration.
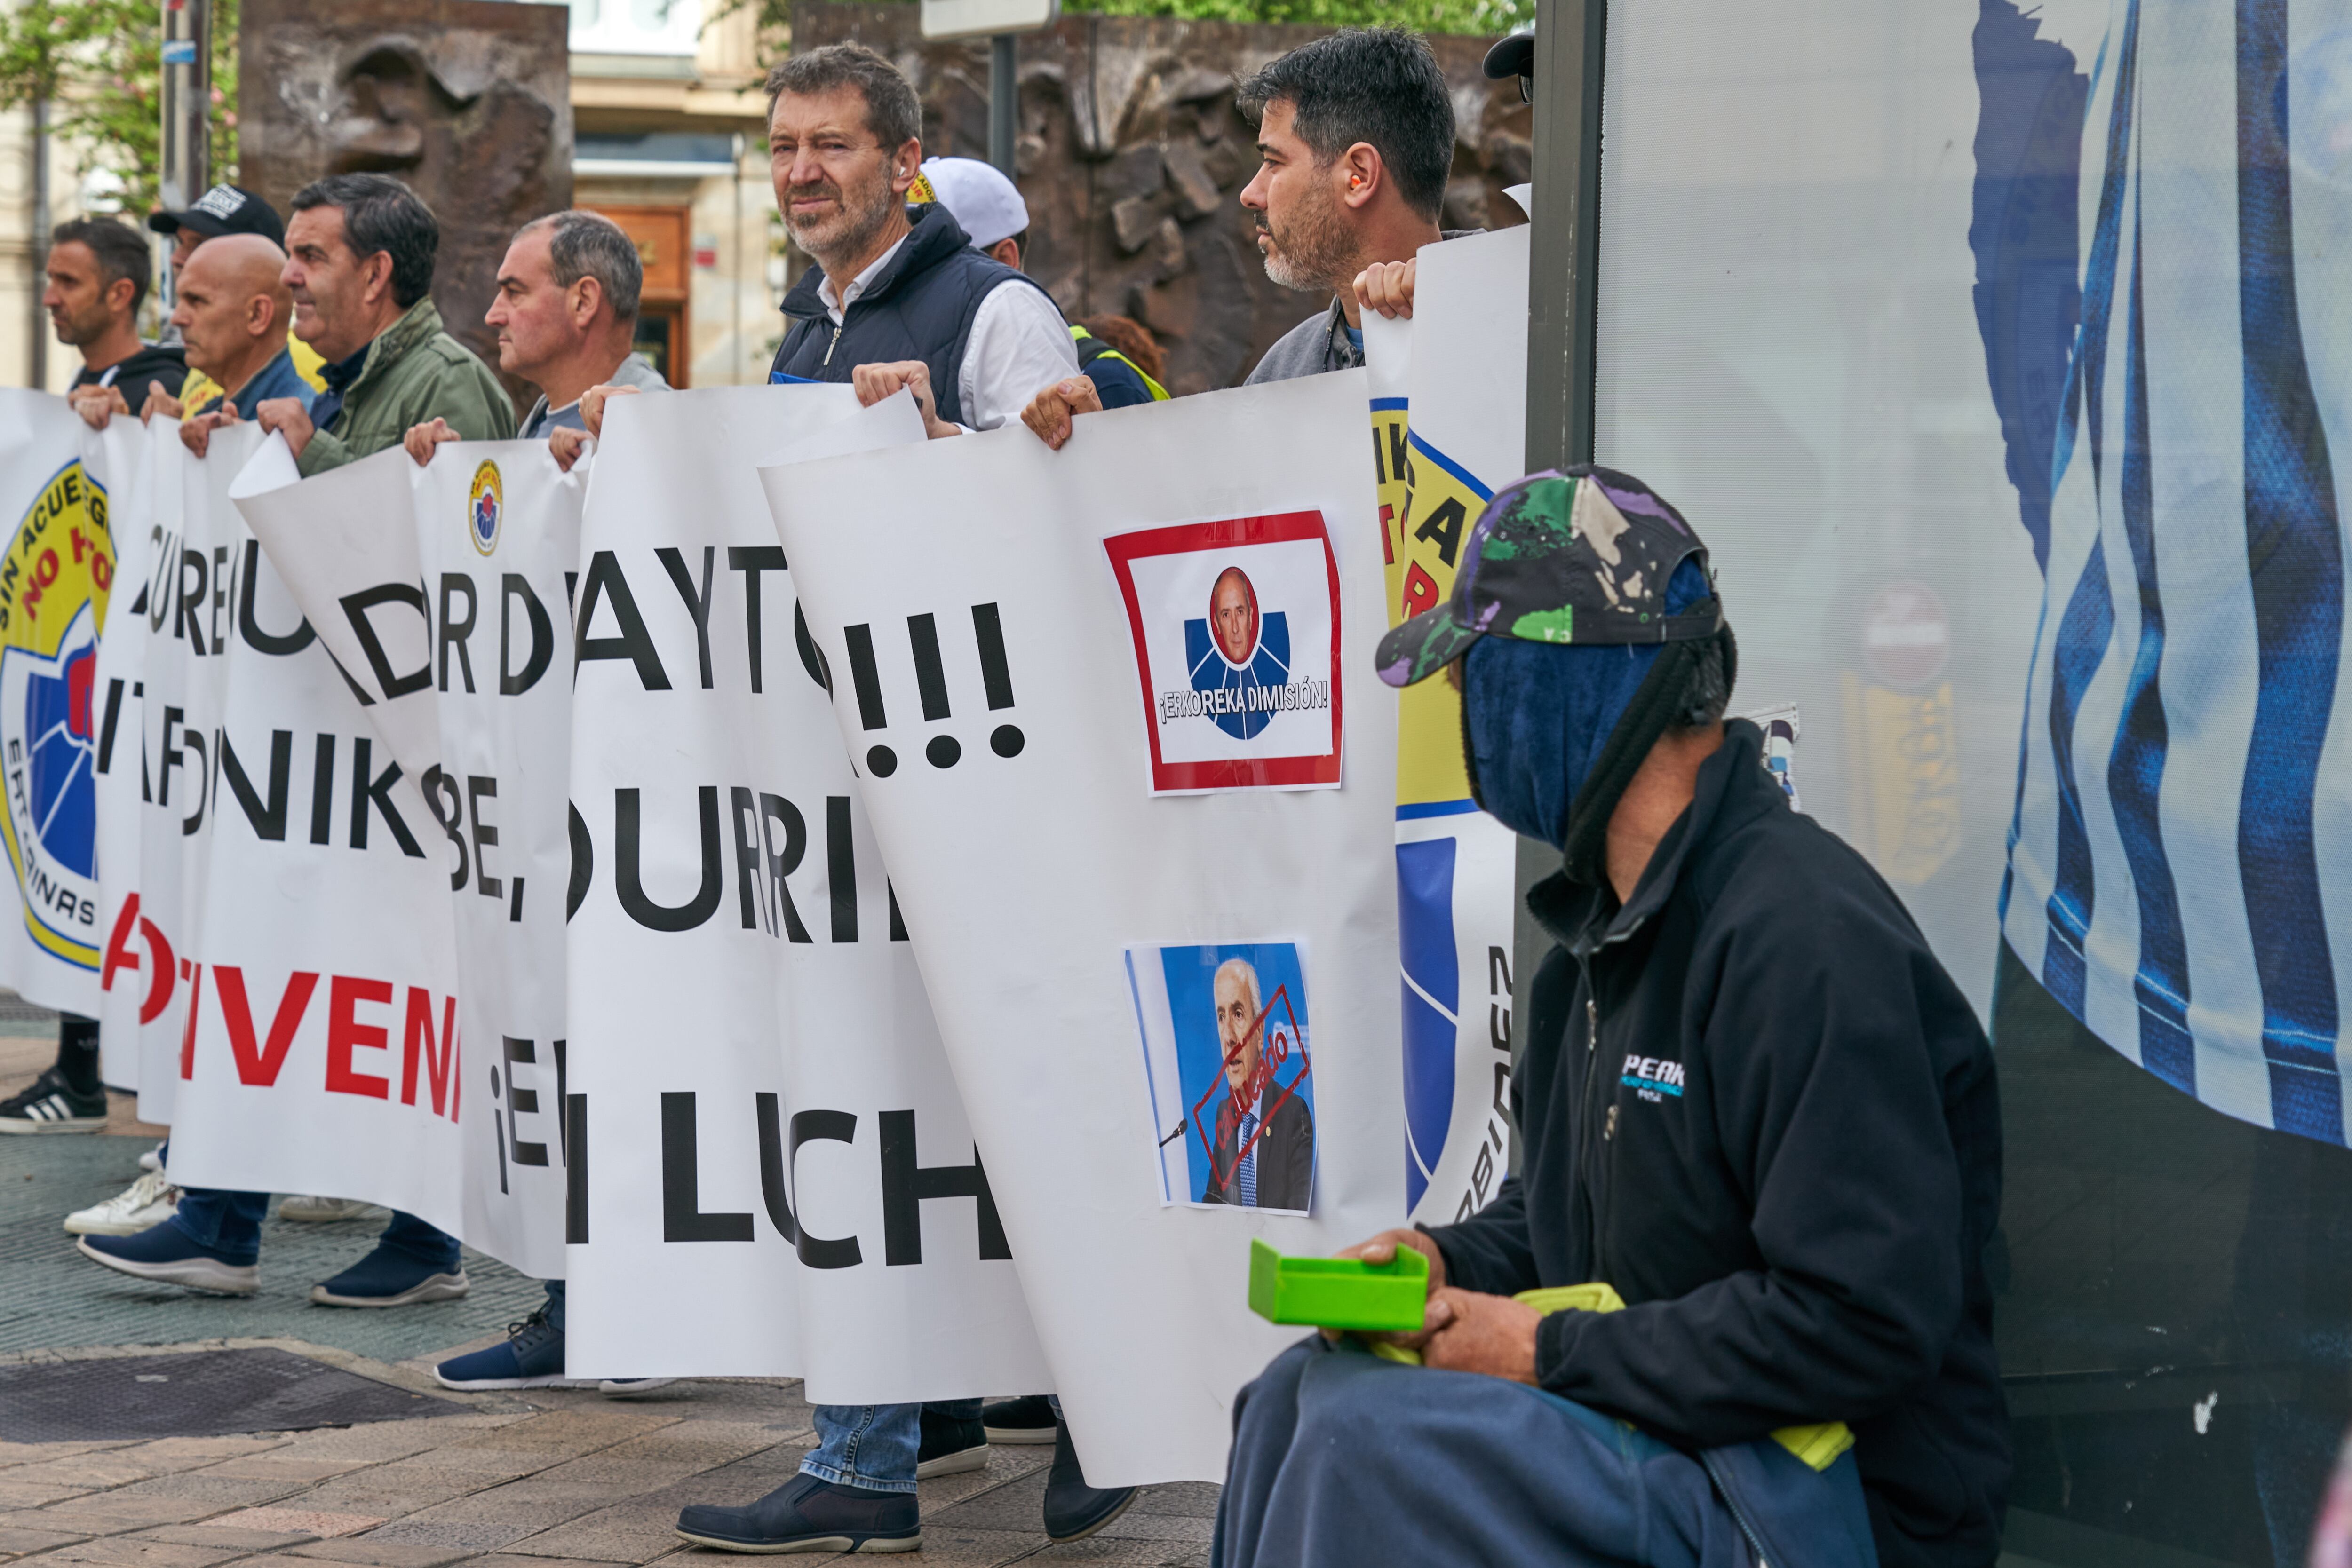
[918,155,1029,268]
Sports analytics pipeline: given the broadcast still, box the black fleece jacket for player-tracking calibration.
[1426,721,2009,1568]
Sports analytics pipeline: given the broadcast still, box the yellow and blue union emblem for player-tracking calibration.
[0,459,114,968]
[469,459,503,556]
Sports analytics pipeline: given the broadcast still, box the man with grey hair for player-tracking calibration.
[762,41,1076,439]
[405,208,667,468]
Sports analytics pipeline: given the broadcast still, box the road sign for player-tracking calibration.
[921,0,1057,40]
[1860,580,1950,689]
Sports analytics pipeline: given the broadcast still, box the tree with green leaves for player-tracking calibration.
[0,0,240,218]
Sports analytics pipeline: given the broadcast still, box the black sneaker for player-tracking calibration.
[0,1068,106,1134]
[916,1405,987,1478]
[675,1473,919,1553]
[981,1394,1058,1445]
[1043,1418,1139,1544]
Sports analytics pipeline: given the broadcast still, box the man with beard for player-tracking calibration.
[765,43,1077,437]
[672,42,1134,1560]
[48,217,186,427]
[1238,28,1463,383]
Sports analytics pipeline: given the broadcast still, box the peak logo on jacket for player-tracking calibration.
[1621,1053,1685,1101]
[0,461,113,966]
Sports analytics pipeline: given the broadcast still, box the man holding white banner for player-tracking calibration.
[81,174,517,1307]
[661,46,1115,1556]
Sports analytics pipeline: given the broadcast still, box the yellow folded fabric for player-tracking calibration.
[1358,1280,1853,1471]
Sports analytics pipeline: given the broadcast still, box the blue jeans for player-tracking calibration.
[543,1278,566,1330]
[803,1400,985,1494]
[168,1188,459,1273]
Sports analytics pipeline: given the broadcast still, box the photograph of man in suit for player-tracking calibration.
[1201,957,1314,1210]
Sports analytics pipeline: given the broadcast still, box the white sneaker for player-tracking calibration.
[66,1170,181,1236]
[138,1141,165,1174]
[278,1195,386,1222]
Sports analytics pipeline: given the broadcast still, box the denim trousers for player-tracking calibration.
[169,1189,460,1272]
[802,1401,985,1494]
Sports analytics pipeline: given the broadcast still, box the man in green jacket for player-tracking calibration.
[253,173,514,475]
[124,172,512,1309]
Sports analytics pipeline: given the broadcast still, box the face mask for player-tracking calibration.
[1459,557,1713,849]
[1463,637,1661,848]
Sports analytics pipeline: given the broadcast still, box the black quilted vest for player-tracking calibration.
[769,202,1054,428]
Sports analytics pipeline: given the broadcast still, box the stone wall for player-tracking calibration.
[792,4,1529,394]
[238,0,572,408]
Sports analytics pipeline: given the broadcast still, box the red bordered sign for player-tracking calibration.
[1103,511,1343,795]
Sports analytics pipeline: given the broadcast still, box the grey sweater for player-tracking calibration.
[1241,232,1479,386]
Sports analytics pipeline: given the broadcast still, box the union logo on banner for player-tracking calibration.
[0,460,114,968]
[469,459,503,555]
[1104,510,1343,795]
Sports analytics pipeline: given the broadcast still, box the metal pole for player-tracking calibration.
[1510,0,1608,1097]
[30,95,49,389]
[988,32,1018,180]
[158,0,210,327]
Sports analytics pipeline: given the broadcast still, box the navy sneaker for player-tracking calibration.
[916,1406,987,1479]
[1042,1418,1139,1543]
[434,1308,582,1390]
[675,1473,919,1553]
[598,1378,679,1398]
[310,1244,469,1307]
[981,1394,1057,1444]
[78,1221,257,1296]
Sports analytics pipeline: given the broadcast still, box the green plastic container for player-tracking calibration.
[1246,1238,1430,1332]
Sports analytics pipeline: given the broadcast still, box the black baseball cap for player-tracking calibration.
[147,184,285,246]
[1483,34,1534,81]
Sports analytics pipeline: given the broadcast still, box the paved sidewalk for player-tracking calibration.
[0,1016,1216,1566]
[0,1344,1216,1566]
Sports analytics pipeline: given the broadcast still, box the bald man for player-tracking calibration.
[173,234,313,458]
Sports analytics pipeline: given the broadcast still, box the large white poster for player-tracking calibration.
[239,440,582,1278]
[1364,238,1534,1227]
[0,391,127,1021]
[561,386,1049,1400]
[768,371,1402,1484]
[98,432,471,1233]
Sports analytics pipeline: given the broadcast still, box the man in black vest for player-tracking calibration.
[674,42,1124,1562]
[765,43,1076,436]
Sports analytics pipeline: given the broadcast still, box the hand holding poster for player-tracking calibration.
[766,369,1401,1483]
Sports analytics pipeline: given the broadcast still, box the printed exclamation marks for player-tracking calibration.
[838,603,1023,774]
[972,602,1024,759]
[843,622,895,777]
[907,613,959,769]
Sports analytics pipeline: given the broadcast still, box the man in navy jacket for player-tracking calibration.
[1217,467,2009,1568]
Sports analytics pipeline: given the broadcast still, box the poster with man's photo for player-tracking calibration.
[1128,941,1316,1215]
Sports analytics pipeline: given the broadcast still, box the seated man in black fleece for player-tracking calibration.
[1216,467,2009,1568]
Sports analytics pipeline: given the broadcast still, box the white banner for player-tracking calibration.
[768,371,1402,1484]
[238,440,581,1278]
[561,386,1049,1399]
[83,430,471,1235]
[91,414,157,1091]
[1363,239,1536,1228]
[0,391,128,1020]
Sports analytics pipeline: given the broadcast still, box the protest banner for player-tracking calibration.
[767,370,1401,1482]
[89,414,156,1093]
[561,386,1049,1397]
[79,431,470,1231]
[1365,234,1534,1227]
[0,391,127,1022]
[239,440,582,1277]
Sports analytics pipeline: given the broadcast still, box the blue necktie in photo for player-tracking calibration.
[1238,1109,1259,1206]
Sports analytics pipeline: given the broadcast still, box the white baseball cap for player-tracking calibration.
[919,157,1030,250]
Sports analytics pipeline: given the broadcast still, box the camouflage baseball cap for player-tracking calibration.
[1375,464,1724,688]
